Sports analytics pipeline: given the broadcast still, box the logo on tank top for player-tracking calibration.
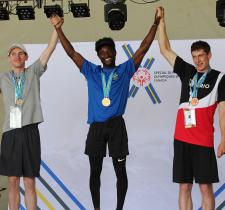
[189,79,210,89]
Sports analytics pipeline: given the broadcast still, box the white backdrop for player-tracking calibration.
[19,39,225,210]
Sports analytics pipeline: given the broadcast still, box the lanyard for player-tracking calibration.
[189,67,211,99]
[101,69,115,98]
[11,71,26,100]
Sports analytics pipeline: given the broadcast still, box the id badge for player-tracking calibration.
[10,106,22,129]
[184,108,196,128]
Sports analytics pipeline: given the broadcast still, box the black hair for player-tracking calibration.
[191,40,211,54]
[95,37,116,54]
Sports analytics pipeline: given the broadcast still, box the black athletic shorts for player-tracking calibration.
[173,140,219,184]
[85,116,129,157]
[0,124,41,177]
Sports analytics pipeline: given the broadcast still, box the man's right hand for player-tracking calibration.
[154,6,163,25]
[50,14,64,29]
[157,6,164,22]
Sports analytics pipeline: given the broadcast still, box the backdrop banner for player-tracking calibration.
[19,39,225,210]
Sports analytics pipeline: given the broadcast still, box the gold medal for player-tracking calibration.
[102,97,111,107]
[16,99,23,106]
[191,97,199,106]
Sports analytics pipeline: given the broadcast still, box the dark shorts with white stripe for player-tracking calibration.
[85,116,129,157]
[0,124,41,177]
[173,140,219,184]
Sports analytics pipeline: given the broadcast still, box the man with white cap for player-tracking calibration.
[0,29,58,210]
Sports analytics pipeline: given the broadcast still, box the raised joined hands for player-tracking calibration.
[50,14,64,29]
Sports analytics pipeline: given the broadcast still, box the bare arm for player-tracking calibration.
[158,7,177,67]
[50,16,84,70]
[39,29,58,66]
[217,101,225,158]
[132,7,160,69]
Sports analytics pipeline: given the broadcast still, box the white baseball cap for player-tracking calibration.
[8,43,28,56]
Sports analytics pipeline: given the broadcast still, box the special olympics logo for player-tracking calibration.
[132,68,151,87]
[122,43,161,104]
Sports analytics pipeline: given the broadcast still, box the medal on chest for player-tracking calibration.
[190,97,199,106]
[102,97,111,107]
[101,69,115,108]
[16,98,23,106]
[189,70,210,107]
[12,71,26,107]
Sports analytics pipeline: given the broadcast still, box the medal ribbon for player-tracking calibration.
[11,71,26,103]
[101,69,115,99]
[189,67,211,101]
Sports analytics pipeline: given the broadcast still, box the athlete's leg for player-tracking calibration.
[178,183,193,210]
[23,177,37,210]
[8,176,20,210]
[199,184,215,210]
[112,157,128,210]
[89,156,104,210]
